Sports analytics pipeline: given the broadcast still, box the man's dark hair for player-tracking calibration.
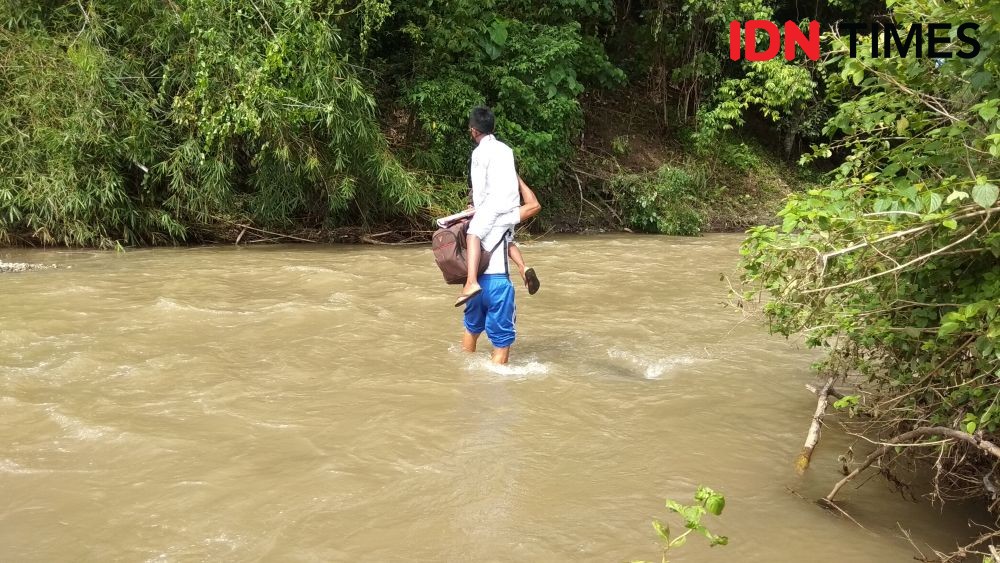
[469,106,495,134]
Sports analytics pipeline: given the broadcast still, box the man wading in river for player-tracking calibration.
[461,108,542,364]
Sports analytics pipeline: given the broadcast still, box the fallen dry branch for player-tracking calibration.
[824,426,1000,503]
[816,497,868,530]
[796,377,834,474]
[805,382,846,402]
[231,222,317,244]
[937,528,1000,563]
[360,235,427,245]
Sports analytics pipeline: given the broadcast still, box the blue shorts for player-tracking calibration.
[463,274,516,348]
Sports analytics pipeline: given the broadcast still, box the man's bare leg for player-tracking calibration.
[462,330,480,353]
[464,331,508,364]
[491,346,510,364]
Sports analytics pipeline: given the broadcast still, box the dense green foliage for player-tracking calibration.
[380,0,625,182]
[0,0,845,246]
[741,0,999,501]
[610,165,706,235]
[1,0,430,247]
[607,138,794,235]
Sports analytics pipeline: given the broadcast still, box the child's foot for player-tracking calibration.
[454,282,482,307]
[524,268,540,295]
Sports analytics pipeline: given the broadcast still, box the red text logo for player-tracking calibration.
[729,21,981,61]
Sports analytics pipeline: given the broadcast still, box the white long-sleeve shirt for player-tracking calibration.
[468,134,521,274]
[469,135,519,227]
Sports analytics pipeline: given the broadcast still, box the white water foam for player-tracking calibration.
[606,347,697,379]
[280,265,336,274]
[154,297,303,316]
[0,458,96,475]
[154,297,235,315]
[0,459,41,474]
[47,408,122,442]
[465,354,551,379]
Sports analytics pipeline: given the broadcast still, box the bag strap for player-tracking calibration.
[476,231,508,276]
[486,234,504,254]
[503,236,509,276]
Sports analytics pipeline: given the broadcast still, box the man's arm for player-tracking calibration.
[517,176,541,222]
[496,176,540,226]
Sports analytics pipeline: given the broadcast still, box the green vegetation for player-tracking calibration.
[1,0,425,247]
[610,165,706,236]
[740,0,1000,517]
[607,137,797,235]
[1,0,854,246]
[634,486,728,563]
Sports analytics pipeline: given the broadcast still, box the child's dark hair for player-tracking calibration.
[469,106,495,134]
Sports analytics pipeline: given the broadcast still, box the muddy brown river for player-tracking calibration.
[0,234,982,561]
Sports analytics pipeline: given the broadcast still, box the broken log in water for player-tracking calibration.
[795,377,835,475]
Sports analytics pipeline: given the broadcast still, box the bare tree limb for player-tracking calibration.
[825,426,1000,503]
[805,382,846,401]
[817,206,997,266]
[796,378,834,474]
[804,214,992,294]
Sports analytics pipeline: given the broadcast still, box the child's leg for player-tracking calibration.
[511,177,541,295]
[507,238,540,295]
[457,208,501,305]
[508,242,527,280]
[463,233,483,294]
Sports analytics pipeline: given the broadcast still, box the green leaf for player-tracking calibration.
[781,216,797,233]
[980,105,998,122]
[652,519,670,542]
[942,219,958,230]
[705,495,725,516]
[971,71,992,89]
[924,192,942,213]
[488,21,508,47]
[971,182,999,209]
[833,395,860,409]
[665,500,685,514]
[945,190,969,203]
[939,321,962,336]
[711,535,729,547]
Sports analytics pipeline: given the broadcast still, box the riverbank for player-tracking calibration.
[0,131,803,249]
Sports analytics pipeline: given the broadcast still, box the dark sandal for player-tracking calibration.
[454,288,482,307]
[524,268,540,295]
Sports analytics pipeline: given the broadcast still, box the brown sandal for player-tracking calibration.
[524,268,540,295]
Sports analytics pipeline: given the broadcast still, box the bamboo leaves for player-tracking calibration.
[0,0,429,245]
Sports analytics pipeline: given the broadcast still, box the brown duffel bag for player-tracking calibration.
[432,218,504,285]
